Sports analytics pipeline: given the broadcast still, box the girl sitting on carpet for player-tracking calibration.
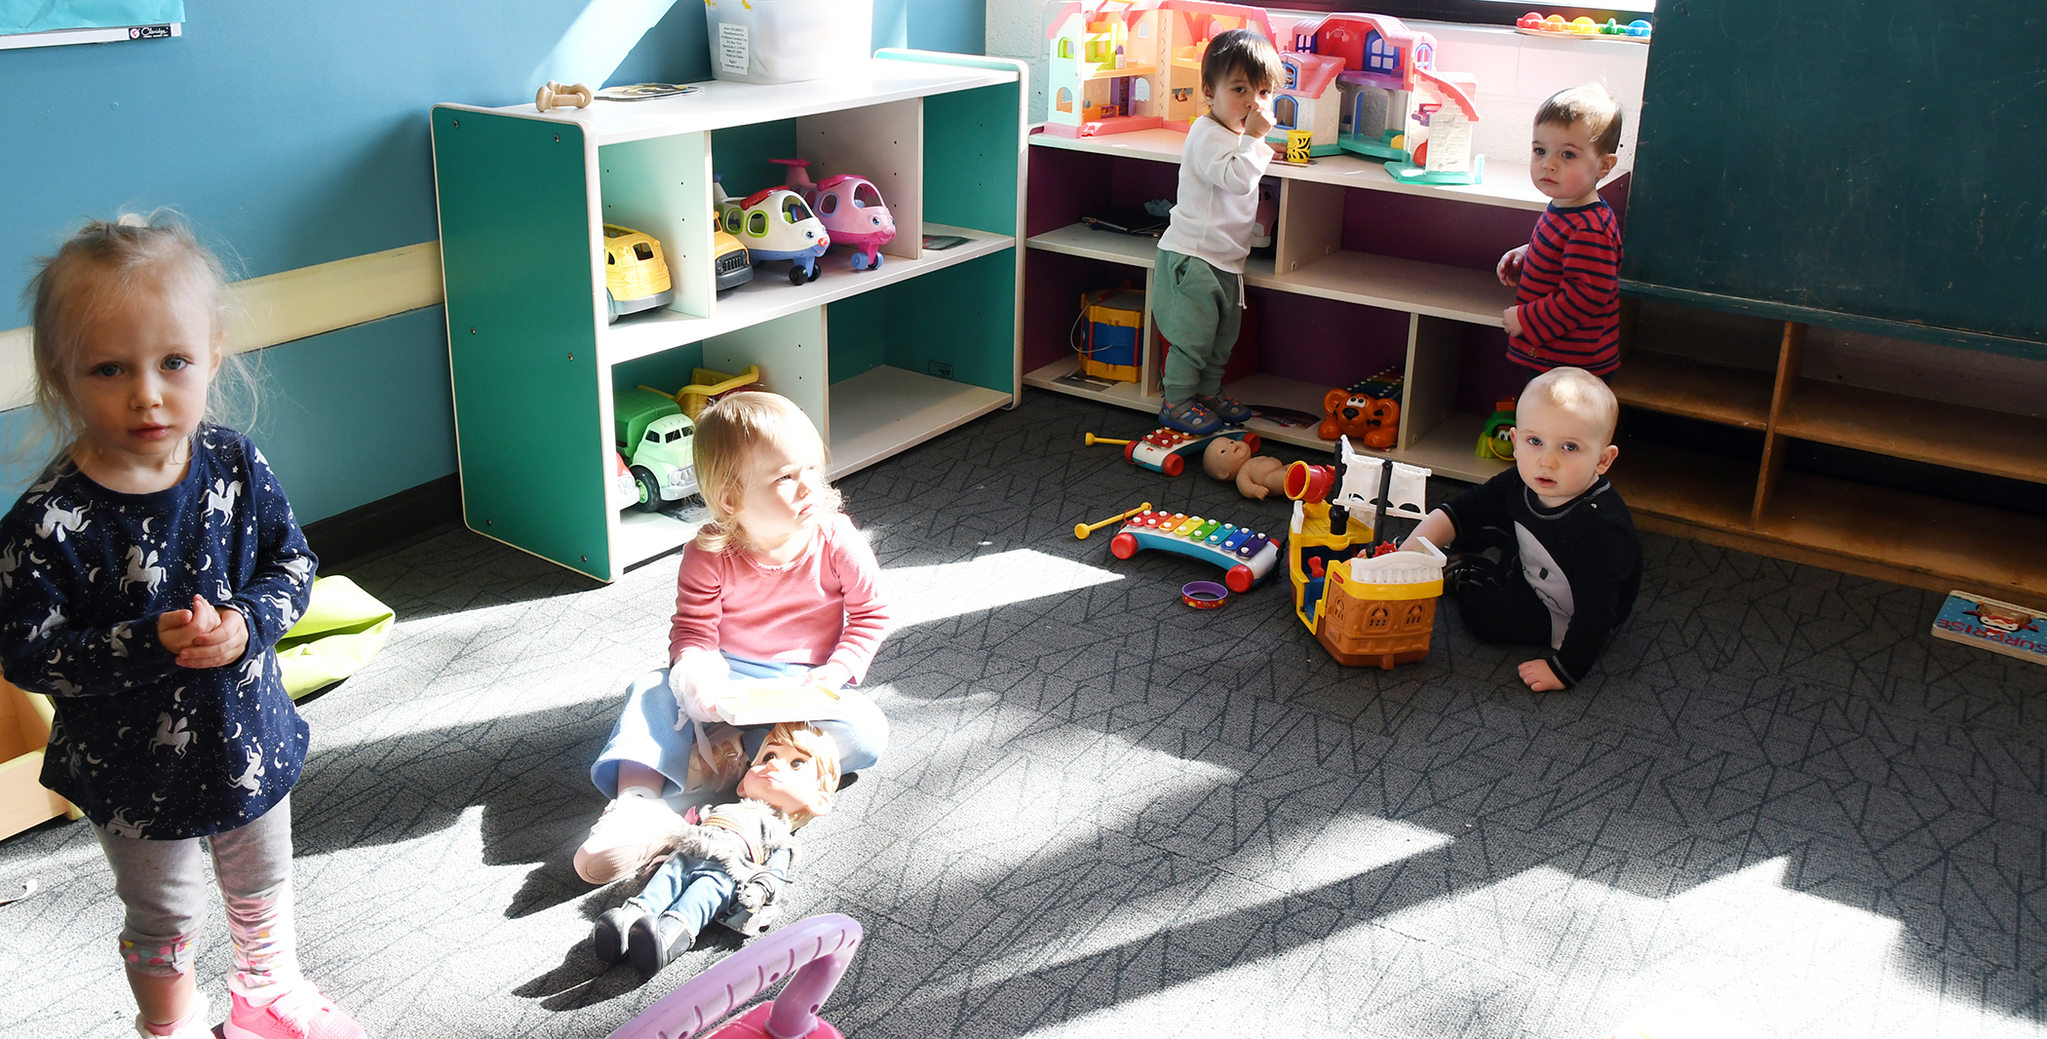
[573,392,891,893]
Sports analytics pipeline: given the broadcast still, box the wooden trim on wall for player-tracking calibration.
[1751,320,1805,528]
[0,240,445,413]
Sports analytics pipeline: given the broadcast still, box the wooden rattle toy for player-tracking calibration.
[535,81,593,112]
[1075,502,1151,540]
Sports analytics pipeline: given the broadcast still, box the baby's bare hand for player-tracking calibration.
[176,606,247,669]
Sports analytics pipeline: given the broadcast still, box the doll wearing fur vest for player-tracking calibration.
[592,723,840,977]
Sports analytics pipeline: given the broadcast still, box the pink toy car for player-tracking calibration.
[774,159,897,271]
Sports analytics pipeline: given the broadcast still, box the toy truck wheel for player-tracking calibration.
[806,264,822,283]
[1242,432,1262,452]
[870,253,884,269]
[851,252,871,272]
[1123,442,1137,463]
[1163,453,1185,477]
[1109,531,1139,560]
[631,466,662,513]
[788,264,808,286]
[1225,563,1255,594]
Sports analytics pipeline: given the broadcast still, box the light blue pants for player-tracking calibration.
[589,653,888,797]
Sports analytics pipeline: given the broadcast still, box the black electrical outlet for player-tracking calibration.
[928,360,954,379]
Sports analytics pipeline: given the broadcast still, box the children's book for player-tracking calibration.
[713,681,846,726]
[1930,590,2047,667]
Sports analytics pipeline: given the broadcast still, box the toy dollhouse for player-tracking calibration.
[1268,17,1347,157]
[1042,0,1274,139]
[1290,12,1484,183]
[1284,438,1445,669]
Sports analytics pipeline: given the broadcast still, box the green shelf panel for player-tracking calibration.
[827,252,1017,395]
[923,84,1022,235]
[431,107,611,579]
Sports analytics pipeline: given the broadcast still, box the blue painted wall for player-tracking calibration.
[1,0,983,523]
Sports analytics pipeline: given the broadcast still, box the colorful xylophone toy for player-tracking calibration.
[1124,427,1259,476]
[1108,510,1283,593]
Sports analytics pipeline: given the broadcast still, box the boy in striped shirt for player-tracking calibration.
[1498,85,1625,376]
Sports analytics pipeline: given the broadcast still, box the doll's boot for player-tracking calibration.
[594,904,648,965]
[627,911,696,976]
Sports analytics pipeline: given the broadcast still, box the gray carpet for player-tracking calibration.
[3,390,2043,1039]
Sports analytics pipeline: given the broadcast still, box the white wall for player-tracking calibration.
[984,3,1648,177]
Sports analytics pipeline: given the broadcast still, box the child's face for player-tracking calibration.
[1511,394,1619,507]
[1203,69,1272,134]
[729,432,827,550]
[66,267,220,472]
[1528,117,1617,207]
[737,739,832,818]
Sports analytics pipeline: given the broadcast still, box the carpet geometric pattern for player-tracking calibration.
[2,390,2042,1038]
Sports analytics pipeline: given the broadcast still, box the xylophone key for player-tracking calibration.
[1192,519,1222,541]
[1219,527,1250,552]
[1205,522,1238,545]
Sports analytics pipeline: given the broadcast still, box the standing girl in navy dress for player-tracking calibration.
[0,216,365,1039]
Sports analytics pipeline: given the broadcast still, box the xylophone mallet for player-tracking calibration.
[1084,433,1134,446]
[1075,502,1151,540]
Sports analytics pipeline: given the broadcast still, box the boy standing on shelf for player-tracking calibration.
[1498,84,1626,378]
[1404,367,1642,692]
[1151,28,1284,435]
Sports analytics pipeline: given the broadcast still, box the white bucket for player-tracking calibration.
[704,0,874,85]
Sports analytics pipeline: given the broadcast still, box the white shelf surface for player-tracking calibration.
[1025,360,1508,484]
[1026,223,1508,324]
[603,224,1014,366]
[1262,250,1513,326]
[442,60,1018,147]
[615,509,706,570]
[827,365,1012,476]
[1030,127,1551,211]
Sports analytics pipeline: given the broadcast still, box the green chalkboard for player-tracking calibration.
[1621,2,2047,357]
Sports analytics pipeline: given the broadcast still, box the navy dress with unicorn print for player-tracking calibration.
[0,425,316,840]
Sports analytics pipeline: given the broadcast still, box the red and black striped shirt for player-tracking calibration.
[1509,200,1621,375]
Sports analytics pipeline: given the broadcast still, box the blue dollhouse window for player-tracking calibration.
[1283,61,1298,90]
[1365,32,1397,74]
[1416,42,1433,69]
[1274,95,1298,130]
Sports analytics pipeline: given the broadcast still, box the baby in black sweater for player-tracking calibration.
[1405,367,1642,690]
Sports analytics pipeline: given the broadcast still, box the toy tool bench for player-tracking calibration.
[432,52,1029,580]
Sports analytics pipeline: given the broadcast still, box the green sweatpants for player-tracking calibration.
[1151,248,1242,404]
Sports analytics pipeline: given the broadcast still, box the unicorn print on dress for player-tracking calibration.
[206,479,242,523]
[32,605,65,641]
[234,654,264,693]
[229,743,265,793]
[280,554,314,584]
[0,543,21,588]
[36,501,88,542]
[122,546,167,595]
[153,713,192,756]
[104,807,149,839]
[106,622,133,658]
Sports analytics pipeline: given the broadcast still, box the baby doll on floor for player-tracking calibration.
[593,722,840,975]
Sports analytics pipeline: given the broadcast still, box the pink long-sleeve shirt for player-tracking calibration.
[668,512,891,684]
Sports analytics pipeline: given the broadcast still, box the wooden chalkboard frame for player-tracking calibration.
[1621,1,2047,361]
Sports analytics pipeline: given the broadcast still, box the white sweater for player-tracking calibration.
[1155,115,1274,274]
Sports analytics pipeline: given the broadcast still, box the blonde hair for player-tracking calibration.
[22,212,254,466]
[1201,28,1283,94]
[756,722,840,828]
[690,391,842,554]
[1535,83,1624,157]
[1521,367,1619,446]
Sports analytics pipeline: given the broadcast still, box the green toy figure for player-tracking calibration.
[1476,398,1517,461]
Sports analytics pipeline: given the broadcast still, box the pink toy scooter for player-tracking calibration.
[773,159,897,271]
[603,914,862,1039]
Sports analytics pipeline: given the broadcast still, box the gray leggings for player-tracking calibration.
[94,796,301,999]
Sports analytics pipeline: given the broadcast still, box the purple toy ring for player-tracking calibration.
[1181,581,1229,609]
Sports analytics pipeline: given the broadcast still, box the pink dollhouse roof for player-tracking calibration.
[1412,66,1480,120]
[1043,0,1163,39]
[1280,51,1345,98]
[1155,0,1273,41]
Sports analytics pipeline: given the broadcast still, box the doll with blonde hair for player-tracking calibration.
[593,722,840,974]
[574,392,891,888]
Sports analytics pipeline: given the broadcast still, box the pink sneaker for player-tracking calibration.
[573,794,681,884]
[225,983,366,1039]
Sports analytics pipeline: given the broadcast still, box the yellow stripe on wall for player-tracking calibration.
[0,240,445,413]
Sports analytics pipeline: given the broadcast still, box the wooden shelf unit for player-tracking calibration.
[433,53,1027,580]
[1022,127,1530,486]
[1616,315,2047,599]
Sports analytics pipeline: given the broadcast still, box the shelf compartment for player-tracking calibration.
[1023,355,1161,412]
[602,224,1013,366]
[1776,379,2047,485]
[1026,222,1159,266]
[1606,437,1758,533]
[1030,127,1552,211]
[1611,350,1774,429]
[1758,470,2047,597]
[1254,248,1513,326]
[827,365,1010,476]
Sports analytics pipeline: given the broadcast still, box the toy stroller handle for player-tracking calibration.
[603,913,864,1039]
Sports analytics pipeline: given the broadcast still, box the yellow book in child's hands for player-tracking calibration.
[712,681,844,726]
